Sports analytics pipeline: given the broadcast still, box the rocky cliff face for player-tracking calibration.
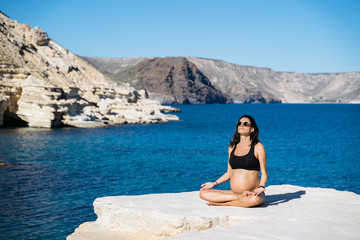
[187,57,360,103]
[85,56,360,104]
[186,57,282,103]
[102,57,233,104]
[0,12,179,128]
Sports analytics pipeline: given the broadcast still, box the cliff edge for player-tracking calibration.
[0,12,179,128]
[68,185,360,240]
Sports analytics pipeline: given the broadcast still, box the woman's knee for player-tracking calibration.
[199,189,219,201]
[199,190,209,200]
[248,195,265,207]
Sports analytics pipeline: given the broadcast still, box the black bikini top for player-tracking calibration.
[229,143,260,171]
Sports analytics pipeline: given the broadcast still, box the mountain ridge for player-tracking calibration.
[83,56,360,104]
[105,57,233,104]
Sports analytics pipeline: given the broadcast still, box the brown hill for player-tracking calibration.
[106,57,233,104]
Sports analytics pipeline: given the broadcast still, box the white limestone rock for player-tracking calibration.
[0,12,180,128]
[67,185,360,240]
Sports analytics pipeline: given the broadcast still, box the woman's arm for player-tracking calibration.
[200,146,233,191]
[252,143,268,196]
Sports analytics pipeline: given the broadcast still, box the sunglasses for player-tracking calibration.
[237,121,251,127]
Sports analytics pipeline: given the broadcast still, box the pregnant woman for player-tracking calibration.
[200,115,267,207]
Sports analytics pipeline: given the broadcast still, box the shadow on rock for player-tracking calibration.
[261,190,306,207]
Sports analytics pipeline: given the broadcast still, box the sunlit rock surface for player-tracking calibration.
[68,185,360,240]
[0,12,179,128]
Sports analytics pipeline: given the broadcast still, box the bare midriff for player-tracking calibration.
[230,169,260,194]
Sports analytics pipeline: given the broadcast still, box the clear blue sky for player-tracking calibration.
[1,0,360,73]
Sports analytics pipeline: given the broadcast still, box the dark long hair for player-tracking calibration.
[229,115,259,147]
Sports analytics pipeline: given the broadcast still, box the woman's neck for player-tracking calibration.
[239,136,251,145]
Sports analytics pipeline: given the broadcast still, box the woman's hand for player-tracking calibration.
[200,182,216,191]
[251,187,265,196]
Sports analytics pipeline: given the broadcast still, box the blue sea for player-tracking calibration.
[0,104,359,240]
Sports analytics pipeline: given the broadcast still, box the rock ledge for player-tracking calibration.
[0,12,180,128]
[67,185,360,240]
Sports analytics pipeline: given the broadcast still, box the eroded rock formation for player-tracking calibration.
[0,12,179,128]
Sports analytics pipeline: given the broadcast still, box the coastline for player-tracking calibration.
[68,185,360,240]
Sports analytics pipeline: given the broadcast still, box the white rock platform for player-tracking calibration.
[67,185,360,240]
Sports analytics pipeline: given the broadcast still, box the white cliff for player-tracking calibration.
[68,185,360,240]
[0,12,179,128]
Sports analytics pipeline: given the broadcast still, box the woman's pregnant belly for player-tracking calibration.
[230,169,260,193]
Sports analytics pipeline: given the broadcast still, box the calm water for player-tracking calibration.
[0,104,359,239]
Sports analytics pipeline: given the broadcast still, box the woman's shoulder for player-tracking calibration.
[254,142,265,151]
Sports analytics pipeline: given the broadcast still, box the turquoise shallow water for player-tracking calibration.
[0,104,359,239]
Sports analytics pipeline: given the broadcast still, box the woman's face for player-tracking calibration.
[237,117,254,135]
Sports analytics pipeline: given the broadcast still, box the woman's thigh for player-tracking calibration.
[205,189,234,194]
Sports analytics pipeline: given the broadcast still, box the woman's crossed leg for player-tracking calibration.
[200,189,265,207]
